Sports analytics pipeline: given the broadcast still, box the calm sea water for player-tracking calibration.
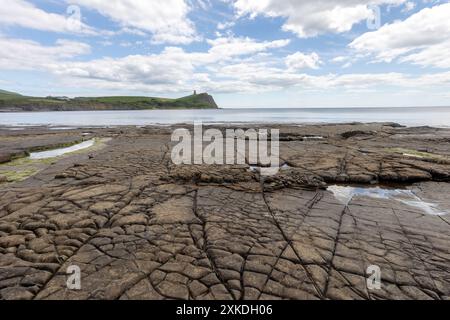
[0,107,449,128]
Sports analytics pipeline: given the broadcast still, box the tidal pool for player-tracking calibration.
[328,185,447,216]
[29,139,95,160]
[249,163,291,173]
[303,136,324,141]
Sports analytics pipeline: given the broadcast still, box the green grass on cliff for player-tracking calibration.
[0,89,23,99]
[0,90,218,111]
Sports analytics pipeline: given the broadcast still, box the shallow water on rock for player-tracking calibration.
[249,163,291,173]
[29,139,95,160]
[328,185,448,216]
[303,136,324,141]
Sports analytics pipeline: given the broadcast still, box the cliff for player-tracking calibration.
[0,90,219,112]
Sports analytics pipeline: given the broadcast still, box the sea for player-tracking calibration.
[0,107,449,128]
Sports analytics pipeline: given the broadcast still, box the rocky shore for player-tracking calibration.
[0,123,449,300]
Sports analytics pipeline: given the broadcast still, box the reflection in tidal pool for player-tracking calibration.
[327,185,447,216]
[29,139,95,160]
[249,163,291,173]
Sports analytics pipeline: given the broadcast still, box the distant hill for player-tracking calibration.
[0,89,23,100]
[0,90,218,112]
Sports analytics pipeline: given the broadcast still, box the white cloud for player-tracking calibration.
[190,0,211,11]
[285,52,322,70]
[0,37,91,70]
[350,3,450,68]
[57,55,450,95]
[51,36,291,91]
[1,33,450,96]
[205,37,290,59]
[400,41,450,69]
[55,47,194,86]
[208,60,450,93]
[229,0,406,38]
[68,0,199,44]
[402,1,416,12]
[327,72,408,88]
[0,0,97,35]
[342,62,353,69]
[331,56,348,63]
[217,21,235,30]
[0,34,290,93]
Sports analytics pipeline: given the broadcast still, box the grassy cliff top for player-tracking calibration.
[0,90,218,111]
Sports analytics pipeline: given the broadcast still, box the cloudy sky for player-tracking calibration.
[1,0,450,108]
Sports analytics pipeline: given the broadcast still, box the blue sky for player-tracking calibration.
[1,0,450,108]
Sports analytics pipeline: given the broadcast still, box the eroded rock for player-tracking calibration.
[0,124,449,300]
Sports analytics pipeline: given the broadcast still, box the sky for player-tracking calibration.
[0,0,450,108]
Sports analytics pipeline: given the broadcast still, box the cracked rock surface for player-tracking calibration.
[0,123,449,300]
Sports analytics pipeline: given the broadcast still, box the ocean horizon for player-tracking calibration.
[1,106,449,128]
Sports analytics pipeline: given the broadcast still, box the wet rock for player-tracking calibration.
[341,130,376,139]
[0,153,12,164]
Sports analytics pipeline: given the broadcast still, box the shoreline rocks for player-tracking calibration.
[0,123,449,300]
